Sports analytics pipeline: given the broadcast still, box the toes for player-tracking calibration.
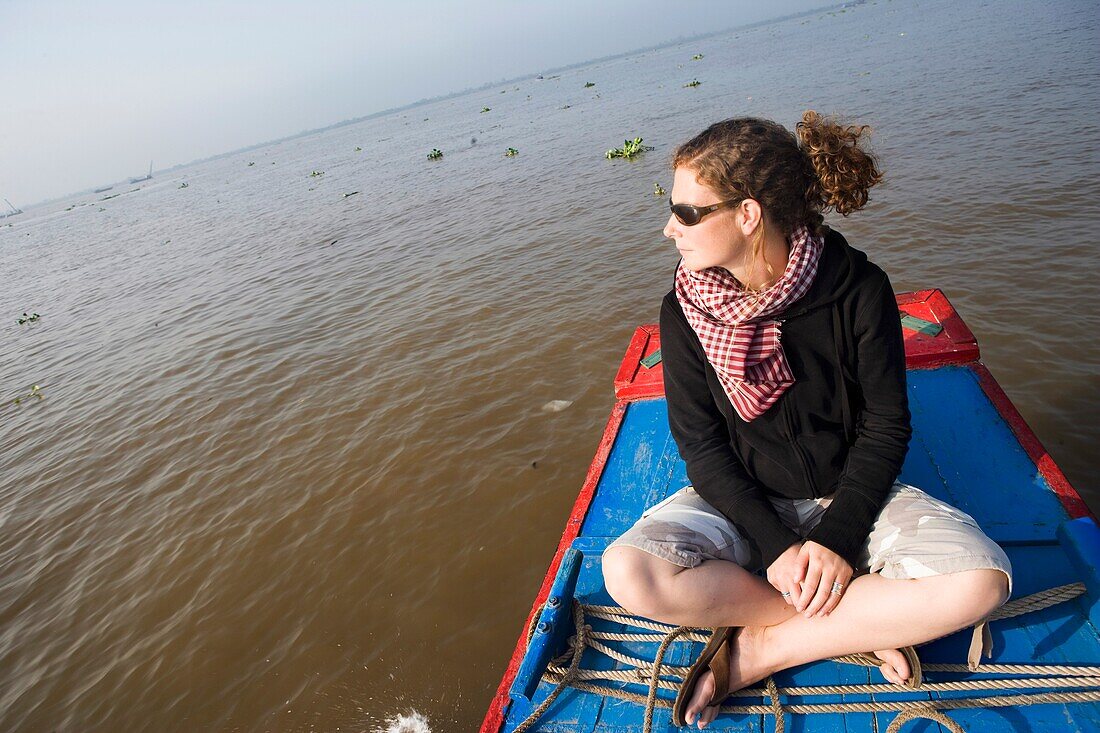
[881,665,898,685]
[685,670,715,725]
[699,703,720,728]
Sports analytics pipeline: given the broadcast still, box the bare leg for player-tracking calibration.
[601,546,798,628]
[684,568,1009,728]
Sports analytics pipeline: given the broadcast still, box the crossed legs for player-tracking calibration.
[602,546,1009,728]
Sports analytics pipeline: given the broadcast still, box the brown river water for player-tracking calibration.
[1,1,1098,730]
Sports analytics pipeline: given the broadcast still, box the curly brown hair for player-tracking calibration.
[671,110,883,288]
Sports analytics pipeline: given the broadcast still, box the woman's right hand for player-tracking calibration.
[767,542,806,605]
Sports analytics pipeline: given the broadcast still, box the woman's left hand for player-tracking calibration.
[794,541,853,618]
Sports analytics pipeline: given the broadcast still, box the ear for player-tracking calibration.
[738,199,765,236]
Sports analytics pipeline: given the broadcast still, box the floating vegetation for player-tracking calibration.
[504,147,519,157]
[343,191,360,198]
[560,104,571,109]
[179,182,188,188]
[355,146,362,151]
[605,137,653,160]
[584,81,595,88]
[427,148,444,160]
[17,312,40,325]
[684,79,702,88]
[310,170,324,177]
[12,384,42,405]
[653,183,666,196]
[481,107,491,113]
[692,53,704,60]
[248,162,255,166]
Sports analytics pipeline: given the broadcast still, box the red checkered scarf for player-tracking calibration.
[674,225,824,421]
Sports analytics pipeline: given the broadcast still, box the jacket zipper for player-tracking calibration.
[777,317,820,498]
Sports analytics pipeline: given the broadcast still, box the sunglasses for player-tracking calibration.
[668,196,744,226]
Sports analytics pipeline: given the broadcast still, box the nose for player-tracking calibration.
[663,213,681,239]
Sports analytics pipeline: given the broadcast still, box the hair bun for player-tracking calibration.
[796,109,883,216]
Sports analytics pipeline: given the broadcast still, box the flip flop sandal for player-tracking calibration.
[852,645,923,688]
[672,626,736,727]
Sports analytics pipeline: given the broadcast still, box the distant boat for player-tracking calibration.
[128,161,153,184]
[93,185,114,193]
[0,198,22,219]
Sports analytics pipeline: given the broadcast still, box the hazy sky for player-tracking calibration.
[3,0,829,207]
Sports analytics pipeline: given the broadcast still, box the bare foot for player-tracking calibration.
[870,647,911,686]
[682,626,775,729]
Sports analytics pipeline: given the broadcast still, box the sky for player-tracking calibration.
[2,0,830,208]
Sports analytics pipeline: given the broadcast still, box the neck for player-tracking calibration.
[731,227,791,291]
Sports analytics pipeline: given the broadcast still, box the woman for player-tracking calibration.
[601,111,1012,729]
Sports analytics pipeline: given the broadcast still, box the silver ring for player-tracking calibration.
[780,591,792,598]
[831,581,844,595]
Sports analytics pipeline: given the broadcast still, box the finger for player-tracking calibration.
[820,571,852,616]
[784,579,800,606]
[797,565,821,612]
[818,583,843,616]
[804,571,834,617]
[793,552,809,585]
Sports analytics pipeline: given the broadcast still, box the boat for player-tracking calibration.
[129,161,153,183]
[93,185,114,193]
[482,288,1100,732]
[0,198,22,219]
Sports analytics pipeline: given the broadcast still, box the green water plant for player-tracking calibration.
[355,146,363,151]
[310,170,324,177]
[179,182,188,188]
[504,148,519,157]
[584,81,595,88]
[12,384,42,405]
[248,161,255,166]
[606,137,653,160]
[427,148,444,160]
[17,312,40,325]
[481,107,491,113]
[653,183,666,196]
[692,53,704,60]
[684,79,702,88]
[343,191,360,198]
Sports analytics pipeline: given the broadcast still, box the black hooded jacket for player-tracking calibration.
[660,228,911,570]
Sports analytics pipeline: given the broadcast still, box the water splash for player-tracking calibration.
[376,710,431,733]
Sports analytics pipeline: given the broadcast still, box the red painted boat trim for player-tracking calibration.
[480,399,630,733]
[970,361,1092,521]
[896,289,981,369]
[614,324,664,401]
